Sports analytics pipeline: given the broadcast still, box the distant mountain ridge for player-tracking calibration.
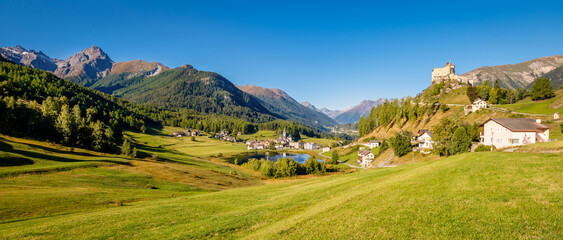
[334,99,385,124]
[462,55,563,89]
[239,85,337,126]
[300,99,385,124]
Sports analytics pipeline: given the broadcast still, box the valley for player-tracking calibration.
[1,12,563,238]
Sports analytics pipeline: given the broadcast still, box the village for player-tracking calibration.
[353,62,558,168]
[170,62,559,170]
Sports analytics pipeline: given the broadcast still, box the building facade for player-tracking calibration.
[480,118,550,149]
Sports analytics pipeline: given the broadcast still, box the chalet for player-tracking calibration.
[304,142,318,150]
[464,98,488,115]
[357,149,375,167]
[172,131,186,137]
[417,129,433,149]
[480,118,550,149]
[322,146,331,152]
[368,140,381,148]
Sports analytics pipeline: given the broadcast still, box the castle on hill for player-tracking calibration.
[431,61,472,85]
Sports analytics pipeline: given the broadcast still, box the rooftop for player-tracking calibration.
[481,118,551,132]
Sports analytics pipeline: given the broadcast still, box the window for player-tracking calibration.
[509,139,519,144]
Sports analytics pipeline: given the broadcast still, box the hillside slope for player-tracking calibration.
[238,85,337,126]
[543,65,563,89]
[1,148,560,239]
[102,67,280,121]
[462,55,563,89]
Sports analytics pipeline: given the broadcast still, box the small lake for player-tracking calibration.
[227,152,322,164]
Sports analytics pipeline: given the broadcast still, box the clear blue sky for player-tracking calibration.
[2,0,563,110]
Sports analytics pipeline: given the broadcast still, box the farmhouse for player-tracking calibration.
[464,98,488,115]
[417,129,433,149]
[357,149,375,167]
[322,146,331,152]
[480,118,550,149]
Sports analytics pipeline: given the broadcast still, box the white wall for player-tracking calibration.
[481,121,538,148]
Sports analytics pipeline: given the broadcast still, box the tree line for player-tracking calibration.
[0,60,346,153]
[241,156,327,178]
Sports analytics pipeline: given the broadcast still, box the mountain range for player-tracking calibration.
[1,45,337,126]
[237,85,337,126]
[301,99,386,124]
[461,55,563,89]
[3,45,561,125]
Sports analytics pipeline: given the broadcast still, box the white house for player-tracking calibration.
[304,142,318,150]
[358,149,375,167]
[322,146,331,152]
[417,129,433,149]
[480,118,550,149]
[368,140,381,148]
[464,98,488,115]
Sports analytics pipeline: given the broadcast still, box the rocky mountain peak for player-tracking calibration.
[0,45,61,72]
[54,45,114,85]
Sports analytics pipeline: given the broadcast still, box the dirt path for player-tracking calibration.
[378,152,395,167]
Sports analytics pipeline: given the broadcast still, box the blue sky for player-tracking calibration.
[2,0,563,110]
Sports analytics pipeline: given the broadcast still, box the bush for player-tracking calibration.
[474,145,495,152]
[304,156,326,175]
[449,127,471,155]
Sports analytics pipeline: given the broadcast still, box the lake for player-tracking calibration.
[227,152,322,164]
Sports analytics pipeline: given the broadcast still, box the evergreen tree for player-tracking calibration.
[56,104,74,145]
[331,150,339,164]
[530,78,555,101]
[121,139,132,156]
[466,86,479,102]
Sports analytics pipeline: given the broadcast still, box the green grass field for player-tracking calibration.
[497,89,563,115]
[0,130,261,225]
[0,148,560,239]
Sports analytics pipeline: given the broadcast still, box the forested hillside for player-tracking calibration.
[95,67,281,122]
[0,59,337,148]
[0,59,154,152]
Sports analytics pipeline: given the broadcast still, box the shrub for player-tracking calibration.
[449,127,471,155]
[474,145,496,152]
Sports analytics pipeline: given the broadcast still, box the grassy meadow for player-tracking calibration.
[0,148,560,239]
[497,89,563,115]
